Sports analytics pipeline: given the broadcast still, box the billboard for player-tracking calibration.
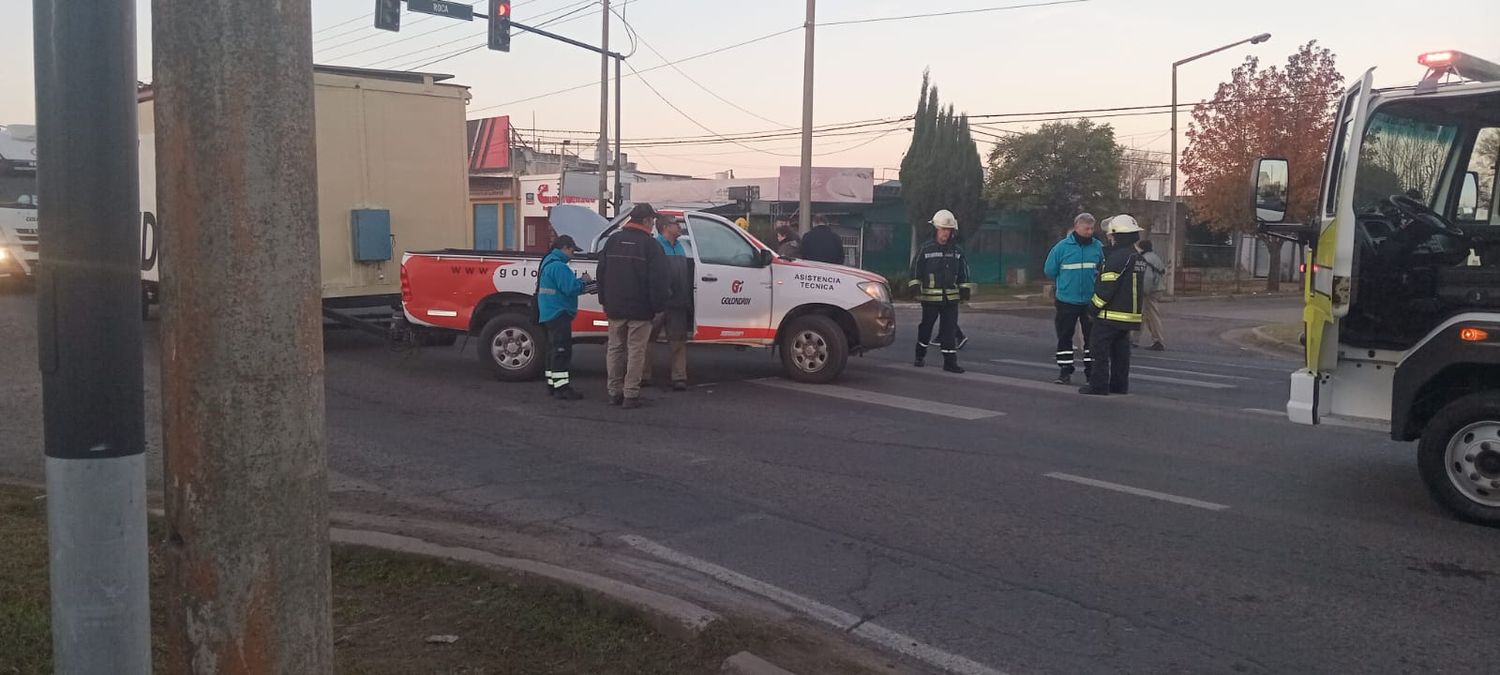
[777,166,873,203]
[466,115,510,172]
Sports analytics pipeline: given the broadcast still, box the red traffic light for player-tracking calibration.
[1419,51,1456,68]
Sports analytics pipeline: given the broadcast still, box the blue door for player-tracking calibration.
[502,203,518,250]
[473,204,500,250]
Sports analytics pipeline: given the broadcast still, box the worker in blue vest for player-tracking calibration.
[1043,213,1104,385]
[538,235,592,401]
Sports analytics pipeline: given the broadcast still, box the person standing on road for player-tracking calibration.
[537,235,592,401]
[1081,214,1147,396]
[1133,239,1168,351]
[1044,213,1104,385]
[774,224,802,258]
[907,209,975,373]
[800,219,846,265]
[645,215,692,391]
[597,203,671,409]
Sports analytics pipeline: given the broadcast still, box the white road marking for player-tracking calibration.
[1129,364,1251,381]
[620,534,1008,675]
[1134,353,1291,372]
[751,379,1003,420]
[881,362,1069,395]
[1241,408,1387,433]
[1044,472,1230,511]
[991,359,1235,390]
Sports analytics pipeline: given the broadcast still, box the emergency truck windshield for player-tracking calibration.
[0,169,37,209]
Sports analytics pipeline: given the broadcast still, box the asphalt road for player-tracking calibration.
[3,289,1497,674]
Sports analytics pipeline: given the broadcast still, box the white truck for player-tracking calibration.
[0,124,39,284]
[1253,50,1500,523]
[399,206,898,383]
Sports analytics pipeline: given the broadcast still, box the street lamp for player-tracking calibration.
[1166,32,1271,297]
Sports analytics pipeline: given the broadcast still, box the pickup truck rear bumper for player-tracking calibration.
[851,299,897,352]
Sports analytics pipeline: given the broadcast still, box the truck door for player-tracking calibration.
[685,214,773,343]
[1297,70,1373,423]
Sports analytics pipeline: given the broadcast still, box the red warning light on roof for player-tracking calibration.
[1419,51,1456,68]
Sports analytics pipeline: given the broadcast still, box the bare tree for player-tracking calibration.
[1119,148,1169,200]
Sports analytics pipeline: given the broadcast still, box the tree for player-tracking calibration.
[985,119,1121,238]
[899,71,985,242]
[1181,41,1344,291]
[1119,147,1169,200]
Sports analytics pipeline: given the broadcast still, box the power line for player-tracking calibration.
[313,13,372,36]
[623,60,801,158]
[821,0,1090,27]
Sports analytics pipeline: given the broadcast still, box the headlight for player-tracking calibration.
[0,247,8,261]
[859,281,890,303]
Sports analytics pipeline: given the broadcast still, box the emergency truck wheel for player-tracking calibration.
[478,312,544,382]
[780,314,847,384]
[1418,393,1500,526]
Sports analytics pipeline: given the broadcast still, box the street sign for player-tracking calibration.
[408,0,474,21]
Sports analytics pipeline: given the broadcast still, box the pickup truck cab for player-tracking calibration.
[400,208,896,383]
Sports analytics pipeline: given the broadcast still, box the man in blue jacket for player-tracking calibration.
[538,235,592,401]
[1043,213,1104,385]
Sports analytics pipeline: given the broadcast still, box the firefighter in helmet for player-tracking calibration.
[1080,214,1146,396]
[907,209,976,374]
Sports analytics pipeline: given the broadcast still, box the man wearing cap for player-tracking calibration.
[906,209,975,373]
[1044,213,1105,385]
[645,215,692,391]
[1081,214,1147,396]
[537,235,592,400]
[597,203,671,409]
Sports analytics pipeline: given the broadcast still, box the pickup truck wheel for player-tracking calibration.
[478,312,544,382]
[1418,392,1500,526]
[780,314,848,384]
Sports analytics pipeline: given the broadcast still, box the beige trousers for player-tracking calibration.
[606,319,653,399]
[1140,292,1166,345]
[645,312,688,384]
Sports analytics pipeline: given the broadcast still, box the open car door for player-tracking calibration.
[1293,70,1374,425]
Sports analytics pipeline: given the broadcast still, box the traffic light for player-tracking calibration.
[374,0,401,32]
[488,0,512,52]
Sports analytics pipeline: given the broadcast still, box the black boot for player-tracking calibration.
[914,344,927,368]
[554,385,584,401]
[942,353,965,374]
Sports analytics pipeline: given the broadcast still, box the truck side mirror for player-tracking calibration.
[1458,170,1480,220]
[1252,158,1290,224]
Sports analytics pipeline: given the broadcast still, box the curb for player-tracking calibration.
[1220,325,1303,360]
[722,651,799,675]
[329,528,721,636]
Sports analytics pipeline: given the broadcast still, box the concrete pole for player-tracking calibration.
[152,0,333,672]
[798,0,815,233]
[1166,65,1179,297]
[32,0,151,671]
[614,55,623,214]
[598,0,610,216]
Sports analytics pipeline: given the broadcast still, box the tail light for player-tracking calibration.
[399,263,411,303]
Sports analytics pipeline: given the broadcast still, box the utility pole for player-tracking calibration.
[798,0,815,233]
[153,0,333,672]
[1167,66,1179,296]
[614,55,623,213]
[598,0,610,216]
[33,0,150,671]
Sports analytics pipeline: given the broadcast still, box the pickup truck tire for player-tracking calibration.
[780,314,848,384]
[1418,392,1500,526]
[478,311,545,382]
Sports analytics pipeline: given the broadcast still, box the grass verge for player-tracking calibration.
[1,485,872,674]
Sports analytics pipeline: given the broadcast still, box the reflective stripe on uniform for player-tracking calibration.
[1099,272,1120,282]
[1060,262,1095,270]
[1091,295,1106,308]
[1099,310,1142,322]
[537,288,559,295]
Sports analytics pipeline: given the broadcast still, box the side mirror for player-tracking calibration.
[1457,170,1480,220]
[1251,158,1290,224]
[758,249,775,267]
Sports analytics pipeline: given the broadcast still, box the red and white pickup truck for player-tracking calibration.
[400,208,896,383]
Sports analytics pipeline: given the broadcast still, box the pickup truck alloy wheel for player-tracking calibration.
[1418,392,1500,525]
[779,314,848,384]
[477,312,545,382]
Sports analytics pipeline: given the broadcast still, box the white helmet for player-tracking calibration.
[930,209,959,230]
[1106,214,1142,234]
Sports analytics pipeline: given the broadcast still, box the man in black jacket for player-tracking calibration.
[800,220,845,265]
[1081,214,1146,396]
[597,203,671,409]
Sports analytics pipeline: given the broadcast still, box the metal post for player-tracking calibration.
[614,55,623,214]
[598,0,610,216]
[1167,65,1179,297]
[152,0,333,671]
[33,0,150,671]
[798,0,815,233]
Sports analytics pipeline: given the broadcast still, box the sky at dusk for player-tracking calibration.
[4,0,1497,179]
